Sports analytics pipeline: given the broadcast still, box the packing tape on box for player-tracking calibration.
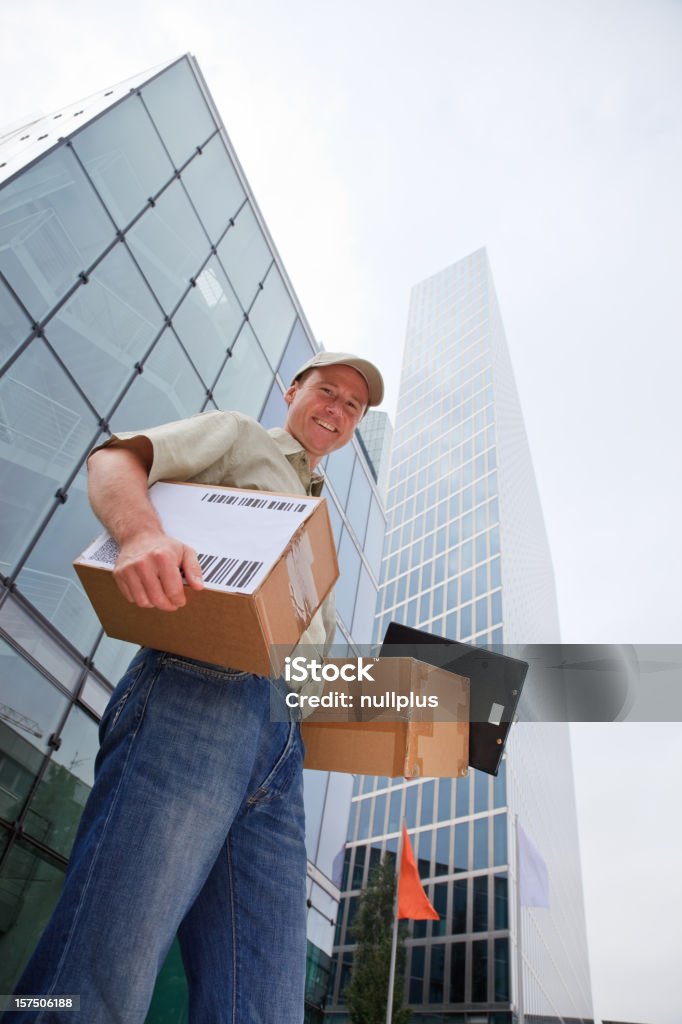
[285,529,320,630]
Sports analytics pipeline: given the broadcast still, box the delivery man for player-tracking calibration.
[12,352,384,1024]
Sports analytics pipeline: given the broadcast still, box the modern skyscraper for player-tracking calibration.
[0,55,384,1023]
[326,250,593,1023]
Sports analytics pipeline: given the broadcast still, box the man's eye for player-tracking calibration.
[346,401,360,414]
[321,387,334,396]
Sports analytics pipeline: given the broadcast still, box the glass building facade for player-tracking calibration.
[0,55,384,1022]
[326,251,593,1022]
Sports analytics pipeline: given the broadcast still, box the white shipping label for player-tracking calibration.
[79,483,318,595]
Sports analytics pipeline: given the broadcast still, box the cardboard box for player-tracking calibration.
[74,481,339,677]
[301,658,469,778]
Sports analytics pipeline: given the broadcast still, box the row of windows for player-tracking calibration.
[393,374,496,457]
[395,359,493,437]
[387,455,498,533]
[342,815,508,891]
[336,873,509,952]
[385,496,500,569]
[383,527,501,595]
[381,588,503,641]
[351,767,506,821]
[380,555,502,614]
[387,456,498,532]
[332,935,509,1008]
[398,322,492,414]
[392,390,495,465]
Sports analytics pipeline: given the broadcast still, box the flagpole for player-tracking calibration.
[514,814,525,1023]
[385,818,405,1024]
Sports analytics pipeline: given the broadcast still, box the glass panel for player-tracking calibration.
[210,324,271,420]
[408,944,424,1004]
[371,793,386,836]
[15,467,104,655]
[278,319,315,386]
[388,789,401,832]
[172,257,243,387]
[91,633,140,688]
[454,822,469,873]
[141,59,217,168]
[417,828,431,880]
[358,799,371,840]
[363,498,385,580]
[494,813,508,866]
[428,944,445,1002]
[437,778,451,821]
[420,779,434,825]
[0,595,82,691]
[455,773,469,817]
[335,527,361,628]
[472,939,488,1001]
[126,179,208,314]
[24,704,98,856]
[80,672,114,718]
[432,883,447,937]
[351,845,365,888]
[473,875,488,931]
[345,460,371,544]
[0,638,69,823]
[0,837,67,995]
[350,565,377,645]
[474,769,489,812]
[493,759,506,808]
[473,817,488,869]
[217,203,271,310]
[0,277,32,366]
[434,826,450,874]
[45,244,163,417]
[325,494,343,547]
[248,266,295,372]
[405,786,417,828]
[452,878,467,934]
[258,379,287,430]
[450,942,466,1002]
[71,93,174,228]
[325,443,355,508]
[108,327,205,431]
[494,937,510,1001]
[0,340,100,577]
[494,873,508,929]
[0,147,115,321]
[181,134,245,244]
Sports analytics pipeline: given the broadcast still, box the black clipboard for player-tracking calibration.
[379,622,528,776]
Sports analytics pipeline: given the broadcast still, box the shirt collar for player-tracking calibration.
[268,427,325,497]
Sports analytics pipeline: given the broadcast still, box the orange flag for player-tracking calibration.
[397,824,439,920]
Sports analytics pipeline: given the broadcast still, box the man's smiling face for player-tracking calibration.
[283,365,369,468]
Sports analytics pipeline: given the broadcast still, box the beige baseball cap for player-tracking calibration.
[292,351,384,408]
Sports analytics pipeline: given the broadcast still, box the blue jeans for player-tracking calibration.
[12,649,307,1023]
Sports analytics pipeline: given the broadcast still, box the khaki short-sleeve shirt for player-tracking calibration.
[96,410,336,663]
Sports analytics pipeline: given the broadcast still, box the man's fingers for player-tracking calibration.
[113,539,191,611]
[181,547,204,591]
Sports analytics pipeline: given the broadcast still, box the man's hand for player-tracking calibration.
[88,444,203,611]
[113,530,204,611]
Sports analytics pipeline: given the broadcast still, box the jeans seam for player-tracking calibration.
[161,655,250,680]
[46,658,162,1008]
[245,721,298,806]
[226,839,238,1024]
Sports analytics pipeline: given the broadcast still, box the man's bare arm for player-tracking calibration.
[87,443,203,611]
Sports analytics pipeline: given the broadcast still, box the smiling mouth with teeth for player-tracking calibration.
[313,418,338,432]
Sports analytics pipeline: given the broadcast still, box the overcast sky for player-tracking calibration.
[2,1,681,1020]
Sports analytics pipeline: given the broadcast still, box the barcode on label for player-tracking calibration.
[197,552,263,589]
[201,492,308,514]
[90,536,120,566]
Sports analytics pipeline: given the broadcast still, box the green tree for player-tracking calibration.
[345,857,410,1024]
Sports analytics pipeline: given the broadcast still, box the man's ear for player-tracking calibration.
[283,382,297,406]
